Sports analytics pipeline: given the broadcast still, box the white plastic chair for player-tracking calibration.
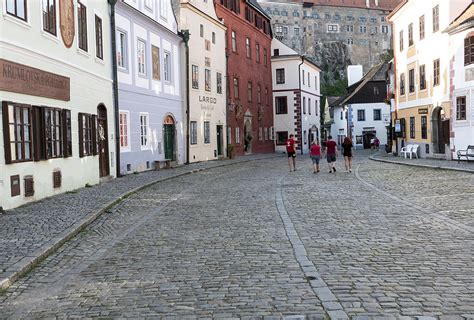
[400,144,413,158]
[409,144,419,159]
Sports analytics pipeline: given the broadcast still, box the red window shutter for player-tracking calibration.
[78,113,84,157]
[2,102,12,164]
[91,114,98,155]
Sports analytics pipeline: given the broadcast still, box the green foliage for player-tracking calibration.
[321,78,348,97]
[380,49,394,63]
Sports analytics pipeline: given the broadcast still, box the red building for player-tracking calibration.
[215,0,274,155]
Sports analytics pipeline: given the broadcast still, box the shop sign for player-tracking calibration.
[0,59,70,101]
[199,96,217,104]
[418,108,429,114]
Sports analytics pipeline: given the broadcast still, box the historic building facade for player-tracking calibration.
[116,0,184,173]
[258,0,400,82]
[0,0,115,210]
[446,3,474,160]
[388,0,471,159]
[215,0,274,156]
[271,39,321,154]
[175,0,227,162]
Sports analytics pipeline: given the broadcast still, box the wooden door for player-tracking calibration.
[97,105,109,177]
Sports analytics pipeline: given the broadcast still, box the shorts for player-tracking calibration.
[311,156,320,165]
[287,151,296,158]
[327,154,336,163]
[343,152,352,158]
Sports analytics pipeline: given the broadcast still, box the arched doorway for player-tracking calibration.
[432,107,449,154]
[244,119,252,154]
[97,105,110,177]
[163,115,176,161]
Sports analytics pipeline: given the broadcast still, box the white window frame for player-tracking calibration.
[163,51,171,82]
[119,110,131,152]
[190,121,198,145]
[204,121,211,144]
[117,29,127,70]
[235,127,241,144]
[137,38,146,76]
[139,113,150,150]
[160,0,168,20]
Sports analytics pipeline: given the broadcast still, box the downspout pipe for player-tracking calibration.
[180,30,190,165]
[108,0,120,178]
[298,57,304,155]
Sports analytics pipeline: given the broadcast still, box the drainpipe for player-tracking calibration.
[225,51,230,154]
[108,0,121,178]
[180,30,190,164]
[298,57,304,155]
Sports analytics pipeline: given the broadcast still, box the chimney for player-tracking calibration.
[347,65,364,86]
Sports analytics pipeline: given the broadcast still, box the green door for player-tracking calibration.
[217,125,223,156]
[164,124,175,160]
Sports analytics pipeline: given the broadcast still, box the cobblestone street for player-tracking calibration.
[0,154,473,319]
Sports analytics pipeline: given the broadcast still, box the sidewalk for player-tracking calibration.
[0,154,279,290]
[370,151,474,173]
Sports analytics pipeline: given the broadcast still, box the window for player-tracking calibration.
[227,126,232,144]
[152,45,160,80]
[308,73,310,87]
[340,111,344,120]
[256,43,260,63]
[399,30,404,51]
[160,0,168,18]
[357,110,365,121]
[327,25,338,32]
[410,117,415,139]
[6,0,26,21]
[419,15,425,40]
[409,69,415,93]
[212,32,216,44]
[221,0,240,14]
[79,113,97,157]
[258,127,263,141]
[63,109,72,157]
[419,65,426,90]
[374,109,381,121]
[408,23,413,46]
[217,72,222,94]
[119,112,129,150]
[257,85,261,103]
[263,48,267,66]
[140,113,149,147]
[117,30,127,68]
[315,100,318,116]
[200,24,204,37]
[456,96,466,120]
[360,26,367,33]
[95,16,103,59]
[465,35,474,66]
[2,103,32,163]
[302,70,305,85]
[276,132,288,145]
[42,0,56,35]
[264,127,268,140]
[400,73,405,95]
[293,11,299,17]
[283,26,288,34]
[231,31,237,52]
[381,25,388,33]
[246,37,251,58]
[294,27,300,35]
[433,59,440,86]
[303,97,306,114]
[276,68,285,84]
[308,99,311,115]
[164,51,171,82]
[44,108,63,158]
[433,5,439,33]
[233,77,239,99]
[275,97,288,114]
[137,39,146,75]
[235,127,241,144]
[192,65,199,89]
[247,82,253,102]
[190,121,197,145]
[205,69,211,92]
[347,25,354,32]
[78,1,88,51]
[275,25,283,33]
[374,86,380,95]
[421,116,427,139]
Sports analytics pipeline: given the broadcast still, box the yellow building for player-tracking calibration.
[388,0,471,158]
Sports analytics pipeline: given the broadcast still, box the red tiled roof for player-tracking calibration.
[289,0,403,11]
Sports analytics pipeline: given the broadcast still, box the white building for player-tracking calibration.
[446,3,474,159]
[115,0,185,173]
[388,0,471,159]
[0,0,115,210]
[271,39,321,154]
[175,0,227,162]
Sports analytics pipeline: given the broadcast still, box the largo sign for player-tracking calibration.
[0,59,70,101]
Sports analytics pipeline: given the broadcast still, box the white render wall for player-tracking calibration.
[330,105,347,144]
[0,0,115,210]
[349,102,391,149]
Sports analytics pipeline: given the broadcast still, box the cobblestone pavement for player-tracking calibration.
[1,153,473,319]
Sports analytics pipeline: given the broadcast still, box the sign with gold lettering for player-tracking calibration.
[60,0,75,48]
[418,108,428,114]
[0,59,70,101]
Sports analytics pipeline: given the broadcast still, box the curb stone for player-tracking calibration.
[369,154,474,173]
[0,155,278,291]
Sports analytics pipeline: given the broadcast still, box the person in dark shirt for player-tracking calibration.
[341,137,354,173]
[324,135,338,173]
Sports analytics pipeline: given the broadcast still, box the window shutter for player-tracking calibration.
[92,114,98,155]
[62,109,72,157]
[32,106,45,161]
[2,102,12,164]
[78,113,84,157]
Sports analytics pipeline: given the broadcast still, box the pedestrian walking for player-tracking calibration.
[341,137,354,173]
[370,137,375,149]
[374,137,380,150]
[310,140,321,173]
[324,135,338,173]
[286,134,297,172]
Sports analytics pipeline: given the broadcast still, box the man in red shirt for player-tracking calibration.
[324,135,338,173]
[286,134,297,172]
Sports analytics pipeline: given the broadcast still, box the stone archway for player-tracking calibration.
[431,106,449,154]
